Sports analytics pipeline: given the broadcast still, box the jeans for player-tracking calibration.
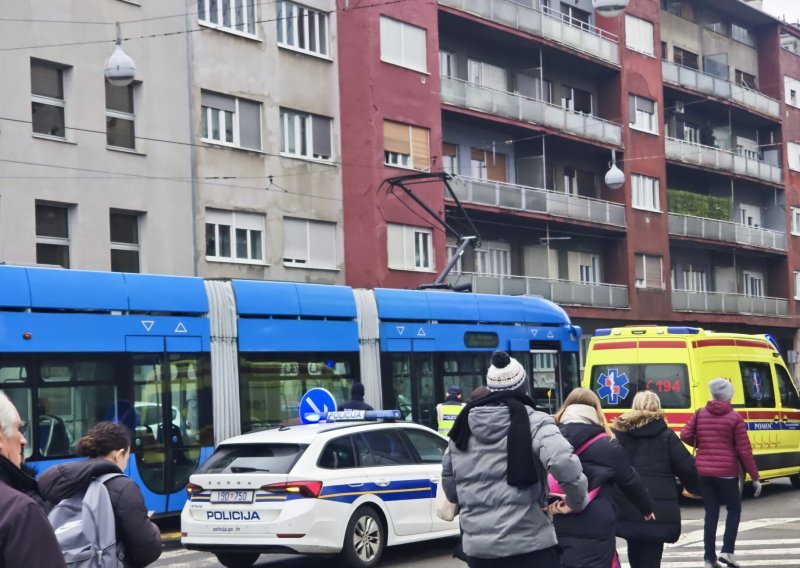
[466,546,561,568]
[700,476,741,561]
[626,540,664,568]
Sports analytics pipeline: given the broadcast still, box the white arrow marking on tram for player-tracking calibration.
[141,320,154,332]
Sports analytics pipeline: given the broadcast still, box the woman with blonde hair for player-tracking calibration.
[551,388,654,568]
[613,391,700,568]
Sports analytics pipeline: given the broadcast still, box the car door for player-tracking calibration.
[353,429,432,536]
[400,427,456,532]
[773,364,800,473]
[316,434,367,499]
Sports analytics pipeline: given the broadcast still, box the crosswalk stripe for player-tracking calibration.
[682,538,800,547]
[638,561,800,568]
[659,547,800,558]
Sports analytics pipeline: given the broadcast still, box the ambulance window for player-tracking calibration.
[641,364,690,409]
[589,364,690,409]
[740,362,775,408]
[774,366,800,409]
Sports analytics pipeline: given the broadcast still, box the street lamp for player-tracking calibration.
[605,149,625,190]
[592,0,629,17]
[104,22,136,87]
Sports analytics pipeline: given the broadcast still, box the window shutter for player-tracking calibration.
[403,23,427,72]
[380,17,402,65]
[635,254,645,282]
[442,142,457,157]
[384,121,410,154]
[308,220,336,269]
[645,255,662,288]
[283,218,308,262]
[387,224,405,269]
[201,91,236,112]
[312,115,332,158]
[411,126,430,170]
[486,153,507,182]
[638,97,655,114]
[470,148,486,162]
[238,99,262,150]
[628,94,637,124]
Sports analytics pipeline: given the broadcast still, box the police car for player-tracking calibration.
[181,410,459,568]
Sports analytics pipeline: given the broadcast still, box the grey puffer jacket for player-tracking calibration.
[442,405,588,559]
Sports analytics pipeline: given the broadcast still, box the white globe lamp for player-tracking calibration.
[104,23,136,87]
[592,0,629,17]
[605,150,625,190]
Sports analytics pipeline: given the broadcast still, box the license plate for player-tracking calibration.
[211,490,254,503]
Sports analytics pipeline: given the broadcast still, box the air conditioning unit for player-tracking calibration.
[675,101,685,114]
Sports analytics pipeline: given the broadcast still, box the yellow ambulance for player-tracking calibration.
[581,326,800,487]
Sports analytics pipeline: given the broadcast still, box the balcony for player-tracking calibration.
[668,213,786,252]
[662,61,780,119]
[438,0,619,65]
[665,137,782,184]
[446,175,626,227]
[449,272,629,307]
[672,290,788,317]
[441,76,622,146]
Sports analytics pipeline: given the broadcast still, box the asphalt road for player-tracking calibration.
[154,478,800,568]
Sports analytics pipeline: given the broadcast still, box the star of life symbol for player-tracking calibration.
[596,369,630,405]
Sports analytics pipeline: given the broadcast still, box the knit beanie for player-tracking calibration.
[709,378,734,401]
[486,351,527,392]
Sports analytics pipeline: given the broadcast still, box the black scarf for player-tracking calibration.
[448,390,539,488]
[0,455,44,505]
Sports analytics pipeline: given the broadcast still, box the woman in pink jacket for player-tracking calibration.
[680,378,761,568]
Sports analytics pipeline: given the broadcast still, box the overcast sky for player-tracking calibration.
[763,0,800,24]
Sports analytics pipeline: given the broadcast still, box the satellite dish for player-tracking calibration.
[592,0,628,17]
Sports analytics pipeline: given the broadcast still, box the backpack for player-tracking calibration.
[48,473,124,568]
[547,433,607,509]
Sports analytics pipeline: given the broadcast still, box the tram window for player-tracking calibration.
[0,361,28,384]
[0,382,33,459]
[38,384,117,457]
[41,360,114,383]
[464,332,499,349]
[442,353,488,403]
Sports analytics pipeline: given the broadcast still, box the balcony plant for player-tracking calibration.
[667,189,730,221]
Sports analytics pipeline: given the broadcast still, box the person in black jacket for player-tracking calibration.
[613,390,701,568]
[0,391,66,568]
[339,382,374,411]
[551,388,655,568]
[39,421,162,568]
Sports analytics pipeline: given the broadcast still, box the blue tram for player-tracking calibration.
[0,265,581,514]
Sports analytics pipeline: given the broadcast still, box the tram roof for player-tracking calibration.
[232,280,357,318]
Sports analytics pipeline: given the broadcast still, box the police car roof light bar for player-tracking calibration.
[325,410,402,422]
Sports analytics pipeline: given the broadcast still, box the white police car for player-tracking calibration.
[181,410,459,568]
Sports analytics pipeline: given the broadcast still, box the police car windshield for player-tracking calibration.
[197,444,307,474]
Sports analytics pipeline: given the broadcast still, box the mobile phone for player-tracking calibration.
[547,495,562,505]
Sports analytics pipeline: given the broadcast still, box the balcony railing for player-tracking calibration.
[438,0,619,65]
[672,290,788,317]
[661,61,780,119]
[449,272,629,308]
[446,175,626,227]
[665,137,783,184]
[668,213,786,252]
[441,76,622,146]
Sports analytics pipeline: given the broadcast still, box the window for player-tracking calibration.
[628,94,658,134]
[661,41,668,61]
[625,15,654,56]
[110,211,141,273]
[775,365,800,409]
[280,109,332,161]
[446,241,463,273]
[470,149,507,182]
[277,1,329,57]
[282,217,337,269]
[743,271,764,298]
[740,362,775,408]
[31,59,66,138]
[683,123,699,144]
[35,203,70,268]
[387,223,434,271]
[562,86,593,115]
[635,254,662,289]
[442,143,458,175]
[682,265,707,292]
[561,4,591,30]
[785,77,800,108]
[791,207,800,235]
[731,23,755,47]
[440,50,456,78]
[380,17,427,73]
[403,429,447,464]
[105,83,136,150]
[590,363,691,409]
[383,120,429,171]
[199,444,305,474]
[205,209,265,263]
[318,436,356,469]
[738,204,761,228]
[788,142,800,173]
[673,46,699,70]
[795,271,800,300]
[354,430,415,466]
[475,241,511,276]
[568,251,600,284]
[197,0,257,36]
[468,59,506,91]
[735,69,757,90]
[631,174,660,212]
[201,91,262,150]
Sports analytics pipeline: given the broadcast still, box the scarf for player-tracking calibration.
[448,390,539,488]
[559,404,602,426]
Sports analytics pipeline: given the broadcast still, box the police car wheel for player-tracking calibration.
[341,506,385,567]
[790,474,800,489]
[214,552,259,568]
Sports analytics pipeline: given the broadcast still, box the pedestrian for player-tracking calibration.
[39,421,163,568]
[441,351,589,568]
[680,378,761,568]
[612,390,701,568]
[339,381,374,411]
[0,391,66,568]
[435,385,466,435]
[552,387,655,568]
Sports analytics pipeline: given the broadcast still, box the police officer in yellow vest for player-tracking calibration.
[436,385,466,435]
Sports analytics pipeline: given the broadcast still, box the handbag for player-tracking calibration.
[435,479,459,521]
[547,433,607,507]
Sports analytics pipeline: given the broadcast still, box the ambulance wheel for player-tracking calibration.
[790,474,800,489]
[215,552,259,568]
[341,506,386,568]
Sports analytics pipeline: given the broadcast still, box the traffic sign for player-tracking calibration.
[299,388,337,424]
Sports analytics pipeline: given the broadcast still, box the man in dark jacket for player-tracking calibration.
[681,378,760,568]
[0,391,66,568]
[340,382,374,411]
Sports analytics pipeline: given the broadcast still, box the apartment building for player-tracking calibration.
[337,0,800,365]
[0,1,344,284]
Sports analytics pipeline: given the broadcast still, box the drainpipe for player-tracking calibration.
[185,0,199,276]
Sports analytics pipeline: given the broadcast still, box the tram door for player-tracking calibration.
[129,339,206,512]
[384,339,436,429]
[531,350,560,414]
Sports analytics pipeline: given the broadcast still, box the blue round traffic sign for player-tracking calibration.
[299,388,338,424]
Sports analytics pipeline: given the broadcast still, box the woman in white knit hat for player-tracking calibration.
[441,351,589,568]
